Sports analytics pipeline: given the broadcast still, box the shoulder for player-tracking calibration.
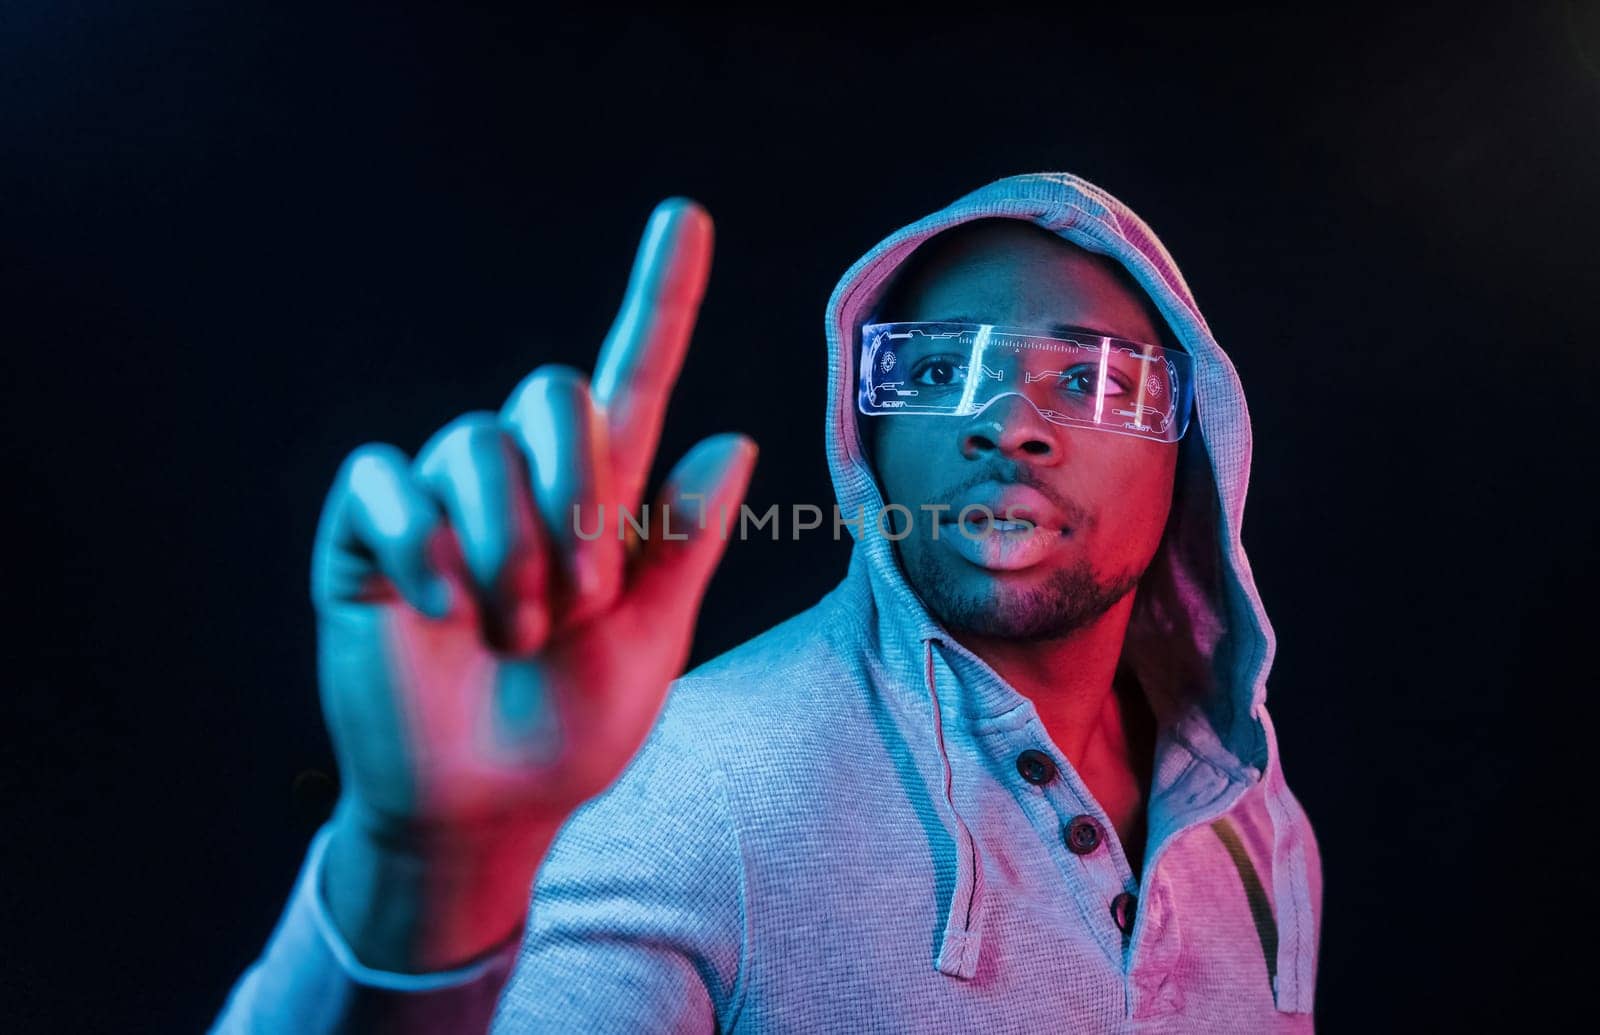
[679,579,866,693]
[535,581,878,893]
[1213,750,1324,941]
[572,577,901,861]
[649,582,874,761]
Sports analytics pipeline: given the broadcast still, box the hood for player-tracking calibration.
[820,173,1313,1013]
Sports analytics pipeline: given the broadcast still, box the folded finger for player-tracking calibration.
[312,442,451,619]
[500,365,623,628]
[416,412,551,655]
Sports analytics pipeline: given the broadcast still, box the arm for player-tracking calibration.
[210,826,520,1035]
[214,712,746,1035]
[208,198,757,1033]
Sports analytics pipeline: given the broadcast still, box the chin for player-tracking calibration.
[915,554,1140,643]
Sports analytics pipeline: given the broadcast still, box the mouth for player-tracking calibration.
[935,483,1074,537]
[940,512,1067,537]
[936,510,1071,572]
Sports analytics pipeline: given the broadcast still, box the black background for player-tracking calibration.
[3,3,1595,1031]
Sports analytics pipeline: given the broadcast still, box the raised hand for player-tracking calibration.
[307,199,755,971]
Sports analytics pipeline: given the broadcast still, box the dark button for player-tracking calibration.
[1111,892,1138,935]
[1065,815,1103,855]
[1016,749,1057,785]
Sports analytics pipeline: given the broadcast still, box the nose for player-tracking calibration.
[959,394,1063,463]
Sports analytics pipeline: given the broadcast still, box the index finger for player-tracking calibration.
[591,197,714,511]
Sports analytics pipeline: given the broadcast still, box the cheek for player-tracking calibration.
[871,421,936,506]
[1077,448,1176,548]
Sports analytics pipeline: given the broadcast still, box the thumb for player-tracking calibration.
[625,432,757,618]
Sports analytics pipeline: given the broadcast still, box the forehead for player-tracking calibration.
[874,219,1171,347]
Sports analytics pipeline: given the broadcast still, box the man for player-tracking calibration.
[213,172,1322,1032]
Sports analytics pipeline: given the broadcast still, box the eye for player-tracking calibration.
[1059,365,1129,396]
[909,356,967,387]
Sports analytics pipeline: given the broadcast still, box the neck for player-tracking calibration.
[954,590,1138,765]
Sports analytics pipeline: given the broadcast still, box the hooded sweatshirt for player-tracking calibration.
[213,172,1322,1033]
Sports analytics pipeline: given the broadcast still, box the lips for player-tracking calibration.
[936,485,1073,536]
[934,484,1073,572]
[946,511,1057,534]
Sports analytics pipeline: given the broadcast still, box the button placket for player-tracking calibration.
[991,724,1140,966]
